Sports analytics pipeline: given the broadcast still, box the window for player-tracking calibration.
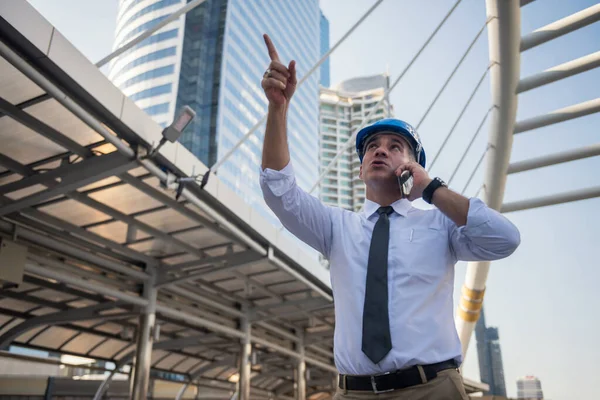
[129,83,172,101]
[143,102,169,116]
[113,47,177,80]
[117,0,181,37]
[120,65,175,89]
[124,29,178,56]
[118,15,170,47]
[118,0,148,23]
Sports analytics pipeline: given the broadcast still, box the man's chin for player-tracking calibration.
[365,173,396,186]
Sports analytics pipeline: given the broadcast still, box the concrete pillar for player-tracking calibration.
[295,330,306,400]
[130,271,157,400]
[239,317,251,400]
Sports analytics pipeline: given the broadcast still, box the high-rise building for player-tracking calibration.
[109,0,187,128]
[475,308,507,397]
[517,376,544,399]
[109,0,324,224]
[319,11,330,88]
[318,74,393,212]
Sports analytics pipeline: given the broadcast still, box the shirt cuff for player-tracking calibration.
[464,197,490,228]
[259,161,296,197]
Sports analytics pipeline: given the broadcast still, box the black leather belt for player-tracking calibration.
[338,360,458,393]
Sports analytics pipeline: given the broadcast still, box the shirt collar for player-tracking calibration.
[362,197,412,219]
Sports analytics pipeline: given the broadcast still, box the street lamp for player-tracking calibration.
[149,105,195,157]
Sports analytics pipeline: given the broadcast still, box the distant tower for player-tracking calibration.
[517,375,544,399]
[318,73,394,213]
[475,308,507,396]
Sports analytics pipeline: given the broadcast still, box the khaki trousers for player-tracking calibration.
[333,369,470,400]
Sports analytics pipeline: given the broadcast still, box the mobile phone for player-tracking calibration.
[397,170,413,199]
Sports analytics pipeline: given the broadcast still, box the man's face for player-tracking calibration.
[359,133,413,185]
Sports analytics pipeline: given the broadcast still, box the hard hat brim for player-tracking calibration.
[356,121,426,168]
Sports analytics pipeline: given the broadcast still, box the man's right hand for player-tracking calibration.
[261,34,297,108]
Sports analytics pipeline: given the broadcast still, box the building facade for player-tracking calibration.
[110,0,326,226]
[318,74,393,212]
[517,376,544,399]
[319,11,330,88]
[475,308,508,397]
[109,0,187,128]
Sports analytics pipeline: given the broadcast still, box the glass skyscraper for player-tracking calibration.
[475,308,507,397]
[110,0,327,227]
[109,0,187,128]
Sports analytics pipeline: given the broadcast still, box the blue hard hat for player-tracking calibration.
[355,118,426,168]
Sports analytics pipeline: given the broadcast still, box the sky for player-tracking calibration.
[25,0,600,399]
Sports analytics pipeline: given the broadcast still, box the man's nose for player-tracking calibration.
[374,147,388,157]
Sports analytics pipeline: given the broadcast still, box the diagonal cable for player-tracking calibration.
[447,106,493,187]
[308,0,464,194]
[416,18,490,130]
[427,64,492,172]
[461,144,490,195]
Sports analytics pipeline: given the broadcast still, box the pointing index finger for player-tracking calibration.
[263,34,280,62]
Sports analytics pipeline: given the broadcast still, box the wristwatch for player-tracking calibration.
[422,177,447,204]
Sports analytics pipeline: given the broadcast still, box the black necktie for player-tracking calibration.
[362,206,394,364]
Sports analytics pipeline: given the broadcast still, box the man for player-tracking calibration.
[259,34,520,399]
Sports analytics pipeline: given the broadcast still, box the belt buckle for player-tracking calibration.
[370,372,394,394]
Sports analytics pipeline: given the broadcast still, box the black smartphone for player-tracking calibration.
[397,170,413,199]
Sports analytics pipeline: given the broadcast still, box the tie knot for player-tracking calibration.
[377,206,394,216]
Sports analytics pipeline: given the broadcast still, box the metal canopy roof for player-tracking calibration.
[0,2,335,398]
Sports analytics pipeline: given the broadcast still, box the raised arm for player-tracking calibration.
[261,34,296,171]
[259,34,334,257]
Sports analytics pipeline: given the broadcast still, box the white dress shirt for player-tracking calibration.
[260,162,520,376]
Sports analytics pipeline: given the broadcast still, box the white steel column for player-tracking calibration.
[130,269,157,400]
[455,0,521,357]
[239,316,251,400]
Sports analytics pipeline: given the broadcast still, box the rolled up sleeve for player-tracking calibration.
[260,162,333,257]
[449,198,521,262]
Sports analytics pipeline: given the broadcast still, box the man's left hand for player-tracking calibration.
[395,162,432,202]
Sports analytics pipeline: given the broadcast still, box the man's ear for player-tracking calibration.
[359,164,363,180]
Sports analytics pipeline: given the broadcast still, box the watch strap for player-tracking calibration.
[423,177,446,204]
